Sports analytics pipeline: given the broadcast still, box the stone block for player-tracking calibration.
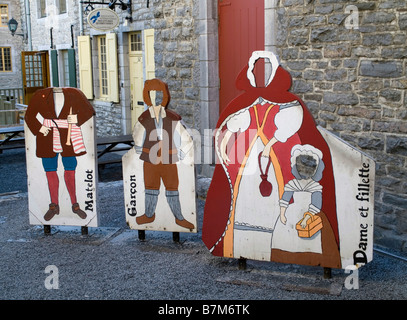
[315,5,333,15]
[363,33,393,46]
[360,61,403,78]
[333,82,352,92]
[379,89,402,102]
[323,92,359,105]
[328,14,347,25]
[325,69,347,81]
[292,80,312,93]
[356,2,376,10]
[381,48,407,59]
[363,12,396,24]
[357,135,384,151]
[299,50,323,59]
[304,69,324,80]
[382,192,407,209]
[386,135,407,156]
[324,43,351,58]
[286,60,310,70]
[399,13,407,30]
[310,27,338,42]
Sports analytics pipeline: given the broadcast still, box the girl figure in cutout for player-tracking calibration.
[202,51,341,268]
[272,144,340,267]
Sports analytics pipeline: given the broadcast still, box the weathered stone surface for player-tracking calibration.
[379,89,402,102]
[360,61,403,78]
[363,12,396,24]
[382,193,407,209]
[310,27,338,42]
[277,0,407,253]
[386,136,407,156]
[323,92,359,105]
[324,43,351,58]
[399,13,407,30]
[363,33,393,46]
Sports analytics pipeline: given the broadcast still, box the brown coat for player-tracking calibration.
[25,87,95,158]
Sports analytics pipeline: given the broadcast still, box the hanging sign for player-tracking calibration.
[87,8,120,32]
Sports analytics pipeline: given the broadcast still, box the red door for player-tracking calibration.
[218,0,265,114]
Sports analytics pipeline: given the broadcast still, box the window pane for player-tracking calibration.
[0,47,12,72]
[130,32,142,52]
[4,48,11,71]
[99,37,108,96]
[39,0,47,18]
[59,0,67,14]
[0,5,8,26]
[63,51,70,86]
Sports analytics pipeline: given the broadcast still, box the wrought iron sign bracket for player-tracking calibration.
[80,0,133,21]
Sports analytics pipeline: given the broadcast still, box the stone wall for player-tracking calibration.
[29,0,81,51]
[276,0,407,252]
[153,0,201,129]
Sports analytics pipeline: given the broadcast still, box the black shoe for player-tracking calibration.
[72,203,87,219]
[44,203,60,221]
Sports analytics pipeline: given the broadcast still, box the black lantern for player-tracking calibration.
[7,17,27,41]
[7,17,18,36]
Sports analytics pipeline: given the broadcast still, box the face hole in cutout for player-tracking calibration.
[252,58,266,88]
[147,90,164,106]
[154,90,163,106]
[296,154,317,179]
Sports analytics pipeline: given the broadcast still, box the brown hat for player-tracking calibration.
[143,78,171,108]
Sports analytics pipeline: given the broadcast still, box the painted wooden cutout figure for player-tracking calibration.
[123,79,197,234]
[202,51,375,270]
[24,87,98,227]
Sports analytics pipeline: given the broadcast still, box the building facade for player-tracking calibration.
[7,0,407,254]
[0,1,25,89]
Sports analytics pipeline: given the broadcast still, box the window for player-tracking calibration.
[38,0,47,18]
[61,50,70,86]
[0,4,8,27]
[23,53,44,87]
[78,34,118,102]
[130,32,142,52]
[58,0,67,14]
[0,47,12,72]
[98,36,108,97]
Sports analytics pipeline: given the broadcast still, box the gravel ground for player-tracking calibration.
[0,148,406,313]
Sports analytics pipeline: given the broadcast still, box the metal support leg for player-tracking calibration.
[323,267,332,279]
[44,225,51,235]
[138,230,145,241]
[238,258,247,270]
[81,226,88,235]
[173,232,180,243]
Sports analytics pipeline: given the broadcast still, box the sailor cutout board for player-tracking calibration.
[123,79,197,234]
[202,51,375,270]
[24,87,98,227]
